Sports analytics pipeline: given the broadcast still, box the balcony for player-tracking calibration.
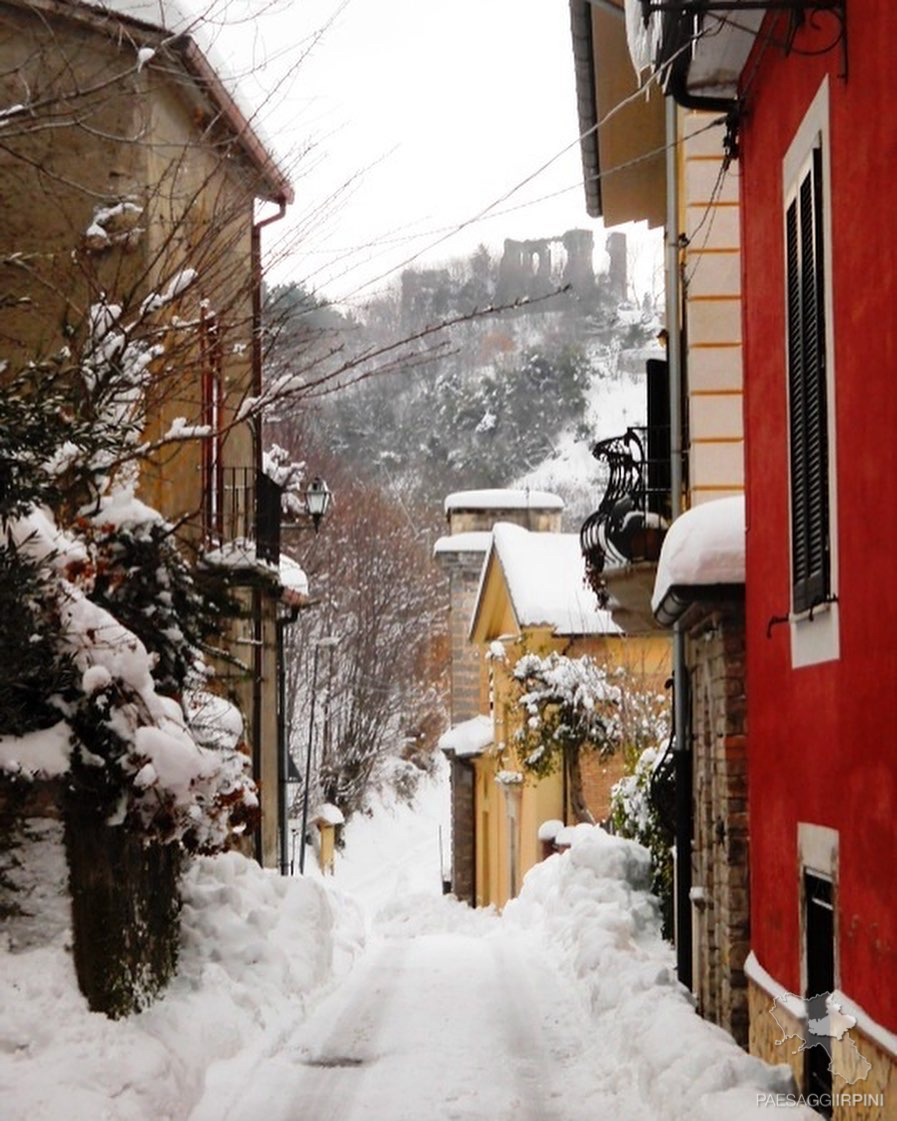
[203,467,283,575]
[580,425,671,632]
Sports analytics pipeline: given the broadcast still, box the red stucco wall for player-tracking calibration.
[740,3,897,1030]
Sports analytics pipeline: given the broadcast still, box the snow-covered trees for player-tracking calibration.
[511,651,669,826]
[512,652,624,823]
[281,455,448,819]
[0,304,258,852]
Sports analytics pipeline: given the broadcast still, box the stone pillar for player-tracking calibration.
[606,230,628,303]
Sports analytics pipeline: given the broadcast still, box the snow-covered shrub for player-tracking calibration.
[610,746,674,933]
[0,275,258,855]
[512,651,623,821]
[79,495,241,697]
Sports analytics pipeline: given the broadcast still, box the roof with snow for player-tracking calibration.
[279,553,309,599]
[433,532,493,556]
[443,489,564,514]
[477,522,620,637]
[68,0,292,203]
[438,715,493,759]
[652,496,745,626]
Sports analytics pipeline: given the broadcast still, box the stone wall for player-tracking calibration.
[686,597,750,1044]
[748,978,805,1090]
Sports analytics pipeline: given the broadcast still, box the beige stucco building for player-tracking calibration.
[0,0,296,869]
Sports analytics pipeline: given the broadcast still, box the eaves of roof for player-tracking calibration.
[25,0,293,204]
[569,0,602,219]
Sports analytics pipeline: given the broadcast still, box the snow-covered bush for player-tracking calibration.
[512,651,623,821]
[611,746,674,932]
[0,279,257,854]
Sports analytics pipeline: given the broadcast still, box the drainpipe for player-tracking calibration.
[277,604,301,875]
[249,197,287,866]
[665,95,693,990]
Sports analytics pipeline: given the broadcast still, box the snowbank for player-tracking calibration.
[0,851,363,1121]
[652,496,745,613]
[505,827,816,1121]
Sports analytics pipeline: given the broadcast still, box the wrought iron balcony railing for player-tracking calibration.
[580,425,671,597]
[204,467,282,566]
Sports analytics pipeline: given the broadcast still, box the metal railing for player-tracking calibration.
[205,467,282,565]
[580,425,671,592]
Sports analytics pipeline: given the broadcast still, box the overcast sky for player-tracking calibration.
[210,0,652,307]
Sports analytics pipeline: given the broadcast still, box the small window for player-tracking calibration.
[804,871,835,1112]
[783,78,839,667]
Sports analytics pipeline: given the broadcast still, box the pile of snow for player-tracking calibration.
[505,827,815,1121]
[652,496,745,613]
[0,850,363,1121]
[376,891,499,940]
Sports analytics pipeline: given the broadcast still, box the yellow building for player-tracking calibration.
[454,522,669,910]
[0,0,297,871]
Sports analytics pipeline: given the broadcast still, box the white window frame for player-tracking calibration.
[797,822,839,997]
[783,77,840,668]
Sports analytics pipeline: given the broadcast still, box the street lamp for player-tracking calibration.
[305,476,332,532]
[298,634,340,874]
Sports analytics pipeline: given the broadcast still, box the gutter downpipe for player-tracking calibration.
[250,197,288,865]
[277,605,300,875]
[665,94,693,991]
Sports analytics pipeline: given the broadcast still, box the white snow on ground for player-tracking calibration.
[2,750,815,1121]
[0,846,363,1121]
[328,758,452,919]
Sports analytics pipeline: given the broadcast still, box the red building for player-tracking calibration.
[637,0,896,1110]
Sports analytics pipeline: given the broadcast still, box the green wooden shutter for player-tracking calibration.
[787,146,830,614]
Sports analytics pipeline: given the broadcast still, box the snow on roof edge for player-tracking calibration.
[438,714,493,758]
[433,532,493,556]
[652,496,745,616]
[444,489,564,514]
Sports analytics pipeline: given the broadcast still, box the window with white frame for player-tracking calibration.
[783,78,839,667]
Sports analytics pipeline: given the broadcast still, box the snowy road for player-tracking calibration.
[192,926,654,1121]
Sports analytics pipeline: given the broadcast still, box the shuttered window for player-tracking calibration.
[786,144,830,615]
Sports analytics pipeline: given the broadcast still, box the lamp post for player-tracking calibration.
[305,476,332,532]
[298,634,340,874]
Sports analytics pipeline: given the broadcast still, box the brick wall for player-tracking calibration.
[686,598,750,1044]
[580,749,626,825]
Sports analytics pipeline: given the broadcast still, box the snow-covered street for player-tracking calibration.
[191,923,652,1121]
[2,764,813,1121]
